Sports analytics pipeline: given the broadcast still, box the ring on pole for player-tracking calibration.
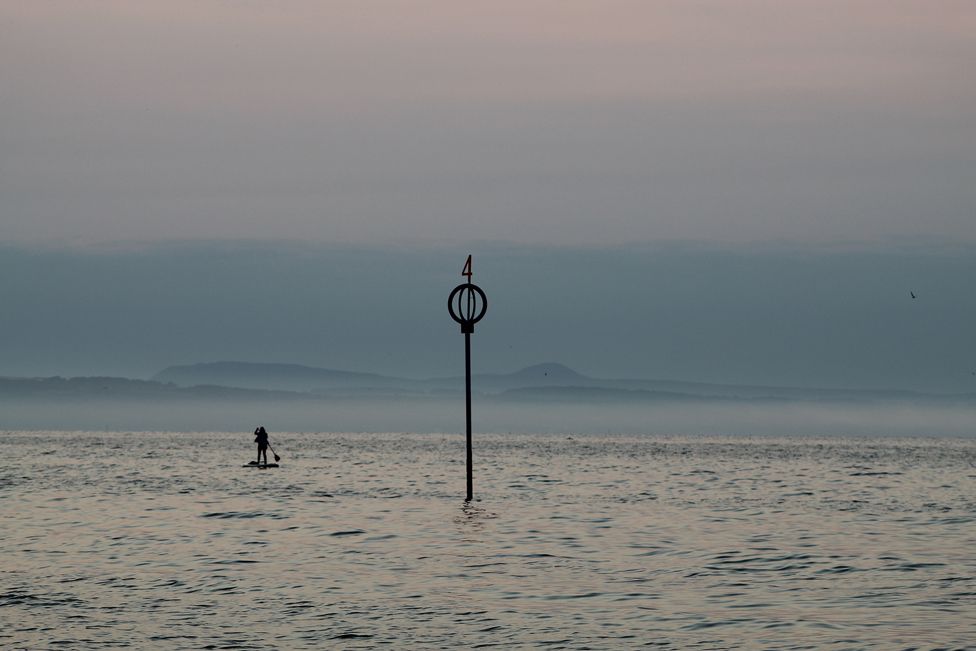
[447,283,487,334]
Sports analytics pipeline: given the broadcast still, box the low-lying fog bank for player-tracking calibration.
[2,396,973,437]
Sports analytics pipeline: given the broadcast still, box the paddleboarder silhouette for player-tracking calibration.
[254,426,270,465]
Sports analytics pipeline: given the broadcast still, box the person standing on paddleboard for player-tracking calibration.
[254,426,270,465]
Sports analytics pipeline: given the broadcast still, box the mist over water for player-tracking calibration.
[1,397,974,438]
[4,430,974,649]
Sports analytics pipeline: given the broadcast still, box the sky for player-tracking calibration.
[1,2,974,391]
[0,241,973,393]
[2,1,974,246]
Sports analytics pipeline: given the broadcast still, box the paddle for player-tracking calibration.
[268,444,281,463]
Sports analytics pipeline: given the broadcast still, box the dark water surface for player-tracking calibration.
[2,431,975,649]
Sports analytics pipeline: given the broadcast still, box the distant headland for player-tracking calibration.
[1,360,971,405]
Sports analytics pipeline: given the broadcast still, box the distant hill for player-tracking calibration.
[147,360,976,405]
[3,362,975,434]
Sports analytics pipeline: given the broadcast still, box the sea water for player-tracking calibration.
[2,431,974,649]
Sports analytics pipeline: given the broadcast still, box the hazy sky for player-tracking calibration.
[1,241,973,393]
[2,3,974,392]
[2,1,974,245]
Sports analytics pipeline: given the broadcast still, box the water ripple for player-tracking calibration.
[3,431,975,649]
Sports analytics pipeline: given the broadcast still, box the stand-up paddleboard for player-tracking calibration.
[244,461,279,468]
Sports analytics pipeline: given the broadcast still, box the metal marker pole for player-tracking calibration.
[448,262,486,502]
[465,329,473,502]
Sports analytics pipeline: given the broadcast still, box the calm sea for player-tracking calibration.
[2,431,974,649]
